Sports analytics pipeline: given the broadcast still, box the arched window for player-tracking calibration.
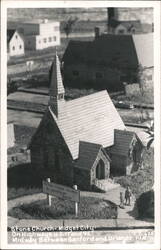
[96,159,105,179]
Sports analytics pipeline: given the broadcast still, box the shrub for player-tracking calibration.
[136,189,154,218]
[8,197,118,220]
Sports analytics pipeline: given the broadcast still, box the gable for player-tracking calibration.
[75,141,102,170]
[75,141,110,170]
[115,24,127,33]
[29,110,70,155]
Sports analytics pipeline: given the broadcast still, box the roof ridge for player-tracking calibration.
[66,90,107,104]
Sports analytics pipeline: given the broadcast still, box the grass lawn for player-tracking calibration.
[8,196,117,220]
[114,148,154,199]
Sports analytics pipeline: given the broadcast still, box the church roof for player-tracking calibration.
[49,89,125,160]
[110,129,138,156]
[75,141,102,170]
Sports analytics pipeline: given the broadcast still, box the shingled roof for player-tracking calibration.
[110,129,138,156]
[49,88,125,160]
[75,141,102,170]
[63,33,153,69]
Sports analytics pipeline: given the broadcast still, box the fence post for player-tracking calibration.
[73,185,78,217]
[47,178,52,206]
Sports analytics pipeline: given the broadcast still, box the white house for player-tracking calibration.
[18,19,60,50]
[7,29,24,57]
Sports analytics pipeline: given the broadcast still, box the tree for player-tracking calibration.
[137,64,146,97]
[145,120,154,149]
[63,17,78,38]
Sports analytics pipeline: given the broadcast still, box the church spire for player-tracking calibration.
[49,52,65,117]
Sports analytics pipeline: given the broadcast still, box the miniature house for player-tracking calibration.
[29,54,144,191]
[7,29,24,57]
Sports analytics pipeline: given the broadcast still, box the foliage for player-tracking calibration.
[114,148,154,199]
[7,77,18,95]
[144,120,154,149]
[136,189,154,218]
[63,17,78,38]
[8,197,117,220]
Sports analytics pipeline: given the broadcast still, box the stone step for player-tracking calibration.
[95,179,120,192]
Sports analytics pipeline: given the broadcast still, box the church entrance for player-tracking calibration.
[96,159,105,179]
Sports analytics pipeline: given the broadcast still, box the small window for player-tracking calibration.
[53,36,56,41]
[73,70,79,77]
[95,72,103,79]
[48,37,52,42]
[44,38,47,43]
[19,45,22,49]
[12,46,15,51]
[15,35,18,39]
[39,40,41,44]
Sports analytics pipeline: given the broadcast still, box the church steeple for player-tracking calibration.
[49,52,65,117]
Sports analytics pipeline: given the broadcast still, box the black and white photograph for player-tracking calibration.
[1,1,161,249]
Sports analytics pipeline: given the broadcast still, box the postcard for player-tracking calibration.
[1,1,161,249]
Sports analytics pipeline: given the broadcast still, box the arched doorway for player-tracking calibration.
[96,159,105,179]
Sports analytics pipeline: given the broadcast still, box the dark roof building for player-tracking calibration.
[62,33,153,91]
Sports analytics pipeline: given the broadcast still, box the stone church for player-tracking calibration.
[29,54,144,191]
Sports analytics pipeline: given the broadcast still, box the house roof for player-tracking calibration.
[7,29,24,44]
[49,88,125,160]
[109,19,142,32]
[63,33,153,69]
[110,129,138,156]
[75,141,102,170]
[7,29,15,44]
[118,20,142,32]
[133,33,153,68]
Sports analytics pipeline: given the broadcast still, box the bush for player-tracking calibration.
[8,196,118,220]
[136,189,154,218]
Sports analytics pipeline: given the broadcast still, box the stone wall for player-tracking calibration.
[74,167,91,190]
[30,110,74,187]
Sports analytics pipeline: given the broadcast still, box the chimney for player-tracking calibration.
[94,27,100,39]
